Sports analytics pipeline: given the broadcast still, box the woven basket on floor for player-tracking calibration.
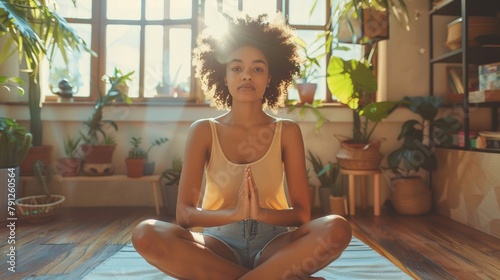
[335,138,384,171]
[390,177,431,215]
[16,195,65,223]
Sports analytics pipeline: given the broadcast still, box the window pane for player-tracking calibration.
[106,25,141,97]
[144,26,191,98]
[170,0,192,19]
[146,0,192,20]
[205,0,229,28]
[55,0,92,19]
[289,0,326,26]
[222,0,238,15]
[242,0,277,16]
[107,0,141,20]
[44,24,92,98]
[145,0,165,20]
[288,30,327,101]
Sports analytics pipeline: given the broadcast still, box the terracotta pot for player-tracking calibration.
[296,83,317,103]
[54,158,82,177]
[125,158,145,178]
[391,177,432,215]
[81,144,116,164]
[81,145,116,176]
[329,195,348,216]
[20,145,53,176]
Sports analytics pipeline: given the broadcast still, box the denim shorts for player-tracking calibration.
[204,220,292,269]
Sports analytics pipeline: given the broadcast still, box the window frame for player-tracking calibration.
[47,0,336,104]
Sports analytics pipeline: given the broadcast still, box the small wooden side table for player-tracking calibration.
[340,169,381,216]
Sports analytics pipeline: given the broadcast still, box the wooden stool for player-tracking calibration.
[340,169,381,216]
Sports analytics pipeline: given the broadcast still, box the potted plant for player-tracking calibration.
[160,158,182,217]
[307,151,343,215]
[125,137,146,178]
[328,55,399,170]
[302,0,410,170]
[294,36,325,104]
[0,117,32,222]
[102,67,134,96]
[79,69,132,176]
[386,96,461,215]
[0,1,93,175]
[54,136,82,177]
[15,160,65,223]
[143,137,169,175]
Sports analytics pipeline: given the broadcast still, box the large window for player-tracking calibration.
[43,0,356,103]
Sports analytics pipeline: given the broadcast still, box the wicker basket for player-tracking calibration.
[446,16,500,51]
[15,195,65,223]
[335,138,384,171]
[390,177,431,215]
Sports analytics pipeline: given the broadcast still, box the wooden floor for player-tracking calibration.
[1,206,499,280]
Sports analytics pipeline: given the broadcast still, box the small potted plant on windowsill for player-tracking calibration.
[160,158,182,217]
[294,36,324,104]
[386,96,461,215]
[125,137,146,178]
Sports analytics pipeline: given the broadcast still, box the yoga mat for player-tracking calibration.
[83,237,412,279]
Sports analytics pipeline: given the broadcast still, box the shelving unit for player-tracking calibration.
[429,0,500,153]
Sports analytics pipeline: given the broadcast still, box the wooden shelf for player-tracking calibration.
[445,90,500,104]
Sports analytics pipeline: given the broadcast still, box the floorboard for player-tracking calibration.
[1,206,499,279]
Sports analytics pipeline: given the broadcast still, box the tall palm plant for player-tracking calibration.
[0,0,94,146]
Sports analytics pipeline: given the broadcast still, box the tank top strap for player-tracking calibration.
[208,118,220,156]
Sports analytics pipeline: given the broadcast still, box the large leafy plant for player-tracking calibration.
[387,96,461,177]
[328,55,399,143]
[0,0,94,146]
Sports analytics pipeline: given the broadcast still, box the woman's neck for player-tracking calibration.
[222,104,271,127]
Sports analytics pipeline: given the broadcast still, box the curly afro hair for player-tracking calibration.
[193,13,301,110]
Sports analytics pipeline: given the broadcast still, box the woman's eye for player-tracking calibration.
[231,66,241,71]
[255,67,264,72]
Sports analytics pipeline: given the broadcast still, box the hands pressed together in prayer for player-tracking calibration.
[235,166,264,221]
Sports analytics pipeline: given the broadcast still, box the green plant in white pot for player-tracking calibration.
[386,96,461,215]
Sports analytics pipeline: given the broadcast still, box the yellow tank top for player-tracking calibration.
[201,118,290,210]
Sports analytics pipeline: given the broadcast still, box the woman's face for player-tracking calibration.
[225,45,271,104]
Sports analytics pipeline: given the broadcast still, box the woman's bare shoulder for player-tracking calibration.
[280,118,301,133]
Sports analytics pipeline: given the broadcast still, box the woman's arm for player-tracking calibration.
[176,119,248,228]
[248,120,311,227]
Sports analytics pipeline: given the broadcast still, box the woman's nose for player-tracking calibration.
[242,70,253,81]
